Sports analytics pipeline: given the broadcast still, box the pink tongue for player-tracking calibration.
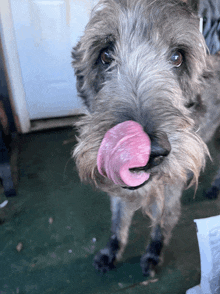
[97,121,151,187]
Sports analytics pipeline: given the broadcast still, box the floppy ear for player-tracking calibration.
[72,42,91,110]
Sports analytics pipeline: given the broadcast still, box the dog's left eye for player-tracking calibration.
[100,49,113,65]
[171,51,183,67]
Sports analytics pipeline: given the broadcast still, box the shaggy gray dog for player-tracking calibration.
[72,0,220,276]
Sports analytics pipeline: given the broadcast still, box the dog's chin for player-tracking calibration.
[122,175,152,190]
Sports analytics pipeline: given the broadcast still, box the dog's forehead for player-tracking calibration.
[78,0,207,80]
[90,0,200,47]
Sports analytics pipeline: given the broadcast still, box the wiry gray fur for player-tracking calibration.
[72,0,220,276]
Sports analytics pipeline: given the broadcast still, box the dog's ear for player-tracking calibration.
[72,42,91,110]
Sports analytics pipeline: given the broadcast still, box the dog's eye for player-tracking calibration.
[171,51,183,67]
[100,49,113,65]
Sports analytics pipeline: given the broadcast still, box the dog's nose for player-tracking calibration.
[148,132,171,168]
[128,130,171,174]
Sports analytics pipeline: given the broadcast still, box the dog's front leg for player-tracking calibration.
[140,224,163,277]
[140,182,183,276]
[93,196,136,273]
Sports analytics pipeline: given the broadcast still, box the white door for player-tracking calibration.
[9,0,97,120]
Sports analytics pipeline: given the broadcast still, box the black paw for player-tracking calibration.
[140,251,160,276]
[93,248,116,273]
[204,186,219,199]
[140,236,163,277]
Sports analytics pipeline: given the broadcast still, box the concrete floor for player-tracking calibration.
[0,127,219,294]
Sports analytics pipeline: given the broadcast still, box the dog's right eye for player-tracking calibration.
[171,51,183,67]
[100,49,113,65]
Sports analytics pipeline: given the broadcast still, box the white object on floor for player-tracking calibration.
[186,215,220,294]
[186,285,203,294]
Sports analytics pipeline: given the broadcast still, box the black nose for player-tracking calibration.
[129,131,171,174]
[147,132,171,168]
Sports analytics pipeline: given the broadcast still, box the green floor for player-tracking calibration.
[0,127,220,294]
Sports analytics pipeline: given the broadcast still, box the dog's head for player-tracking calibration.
[72,0,210,191]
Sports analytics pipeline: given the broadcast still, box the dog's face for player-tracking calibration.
[73,0,207,111]
[72,0,209,191]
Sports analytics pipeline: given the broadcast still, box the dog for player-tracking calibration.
[72,0,220,276]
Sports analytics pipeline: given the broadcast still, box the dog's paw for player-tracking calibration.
[140,232,163,276]
[140,251,160,276]
[204,186,219,199]
[93,248,116,273]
